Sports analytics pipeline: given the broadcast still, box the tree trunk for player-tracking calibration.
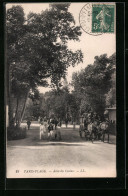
[8,64,13,127]
[6,62,10,127]
[8,64,10,125]
[20,90,29,126]
[14,97,19,126]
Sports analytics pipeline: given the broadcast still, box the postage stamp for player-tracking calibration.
[92,4,115,33]
[79,3,115,35]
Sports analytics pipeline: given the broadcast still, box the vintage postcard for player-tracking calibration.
[6,2,116,178]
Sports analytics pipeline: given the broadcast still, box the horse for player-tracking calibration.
[85,123,93,141]
[86,119,103,143]
[79,120,94,140]
[91,123,102,142]
[99,121,109,143]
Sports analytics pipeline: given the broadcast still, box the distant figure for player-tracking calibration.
[43,117,48,128]
[54,118,58,130]
[93,112,97,121]
[40,117,43,123]
[97,115,101,124]
[38,116,40,123]
[65,118,68,128]
[55,121,62,140]
[27,120,31,130]
[59,118,62,127]
[40,122,47,140]
[84,118,88,130]
[73,121,76,130]
[50,118,55,128]
[104,110,109,120]
[48,122,54,140]
[79,122,84,138]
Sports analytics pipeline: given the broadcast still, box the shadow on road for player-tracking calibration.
[36,141,93,146]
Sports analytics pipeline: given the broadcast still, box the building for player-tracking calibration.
[106,107,116,123]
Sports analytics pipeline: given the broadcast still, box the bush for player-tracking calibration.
[7,126,27,140]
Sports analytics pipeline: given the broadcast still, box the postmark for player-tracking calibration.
[79,3,115,35]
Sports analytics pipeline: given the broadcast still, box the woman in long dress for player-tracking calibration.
[39,117,48,140]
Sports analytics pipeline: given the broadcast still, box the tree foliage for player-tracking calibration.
[6,4,83,126]
[36,85,80,121]
[105,71,116,107]
[7,4,83,93]
[72,53,116,116]
[24,53,116,122]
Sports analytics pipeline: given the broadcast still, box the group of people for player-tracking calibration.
[39,117,62,141]
[79,112,109,140]
[26,111,109,142]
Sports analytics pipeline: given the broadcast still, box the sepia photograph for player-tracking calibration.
[5,2,116,178]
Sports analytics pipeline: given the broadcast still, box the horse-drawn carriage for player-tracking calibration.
[79,118,110,143]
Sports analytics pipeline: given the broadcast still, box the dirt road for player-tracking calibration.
[7,123,116,178]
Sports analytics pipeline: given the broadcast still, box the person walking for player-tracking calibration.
[73,121,76,130]
[65,118,68,128]
[40,117,43,124]
[27,120,31,130]
[39,122,45,140]
[84,118,88,130]
[48,122,54,140]
[43,117,48,127]
[55,121,62,140]
[50,118,55,129]
[59,118,62,127]
[54,118,58,130]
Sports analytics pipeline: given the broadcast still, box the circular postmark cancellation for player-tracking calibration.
[79,3,115,36]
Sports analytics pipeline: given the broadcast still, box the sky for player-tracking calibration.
[6,3,116,93]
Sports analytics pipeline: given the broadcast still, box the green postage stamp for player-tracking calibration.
[92,4,115,33]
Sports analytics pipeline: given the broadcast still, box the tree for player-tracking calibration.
[42,83,80,122]
[105,71,116,107]
[44,88,70,120]
[72,53,116,116]
[6,3,83,127]
[24,92,48,120]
